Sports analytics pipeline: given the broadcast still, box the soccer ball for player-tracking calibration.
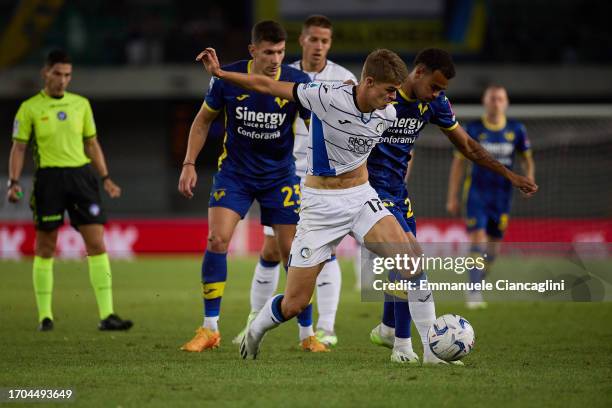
[427,314,475,361]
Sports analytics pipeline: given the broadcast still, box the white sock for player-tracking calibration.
[203,316,219,332]
[393,337,413,353]
[408,276,436,349]
[250,295,284,339]
[298,324,315,341]
[380,322,395,338]
[250,260,280,312]
[316,258,341,333]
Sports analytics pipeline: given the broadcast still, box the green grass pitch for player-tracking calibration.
[1,257,611,407]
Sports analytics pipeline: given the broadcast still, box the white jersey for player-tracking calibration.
[289,60,358,178]
[293,82,396,176]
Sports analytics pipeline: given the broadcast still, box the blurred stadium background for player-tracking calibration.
[0,0,611,257]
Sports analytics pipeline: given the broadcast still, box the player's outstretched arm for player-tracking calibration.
[196,48,295,101]
[7,141,26,203]
[84,137,121,198]
[178,103,219,199]
[446,154,467,216]
[444,125,538,197]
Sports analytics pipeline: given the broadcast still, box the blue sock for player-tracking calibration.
[389,269,412,337]
[201,250,227,317]
[394,300,412,338]
[381,270,405,328]
[297,303,313,327]
[382,295,395,327]
[271,294,286,322]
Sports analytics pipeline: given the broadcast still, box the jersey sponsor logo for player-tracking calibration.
[236,94,249,101]
[388,117,425,135]
[237,127,281,140]
[481,142,514,163]
[57,111,67,120]
[375,122,385,134]
[378,135,417,144]
[235,106,287,126]
[347,136,376,154]
[338,119,351,125]
[274,97,289,108]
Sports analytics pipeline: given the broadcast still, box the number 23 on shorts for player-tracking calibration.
[281,184,301,207]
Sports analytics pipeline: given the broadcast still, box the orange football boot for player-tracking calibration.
[180,327,221,352]
[300,335,330,352]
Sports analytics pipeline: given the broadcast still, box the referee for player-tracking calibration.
[6,50,132,332]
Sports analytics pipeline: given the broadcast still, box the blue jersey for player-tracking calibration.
[368,89,458,195]
[463,117,531,195]
[204,60,310,180]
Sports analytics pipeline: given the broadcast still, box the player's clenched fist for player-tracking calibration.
[103,178,121,199]
[178,164,197,199]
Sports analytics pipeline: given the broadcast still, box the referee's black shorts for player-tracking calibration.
[30,164,107,231]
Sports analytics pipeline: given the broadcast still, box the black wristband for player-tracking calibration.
[101,174,110,182]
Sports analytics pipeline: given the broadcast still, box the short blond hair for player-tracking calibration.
[361,49,408,85]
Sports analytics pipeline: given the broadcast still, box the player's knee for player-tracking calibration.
[207,232,231,253]
[36,243,56,258]
[85,240,106,256]
[35,231,57,257]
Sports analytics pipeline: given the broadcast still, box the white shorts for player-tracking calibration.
[288,182,392,268]
[262,177,304,238]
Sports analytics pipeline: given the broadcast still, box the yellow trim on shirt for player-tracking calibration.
[398,88,415,102]
[203,101,220,113]
[439,122,459,131]
[482,115,506,131]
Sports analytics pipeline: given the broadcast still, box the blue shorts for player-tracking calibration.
[208,170,301,226]
[465,188,511,239]
[376,188,417,237]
